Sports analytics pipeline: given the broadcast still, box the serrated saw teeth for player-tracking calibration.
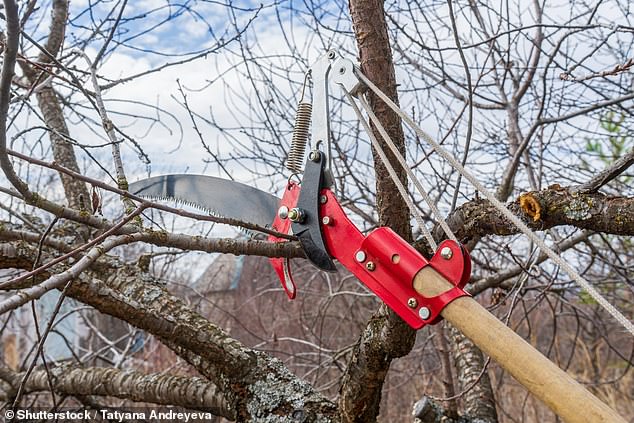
[128,174,280,229]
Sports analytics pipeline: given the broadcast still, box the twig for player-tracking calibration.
[0,232,146,315]
[447,0,474,213]
[560,58,634,82]
[0,206,146,290]
[77,49,137,212]
[574,146,634,193]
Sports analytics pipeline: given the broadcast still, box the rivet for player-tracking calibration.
[309,151,321,162]
[288,208,305,223]
[355,251,366,263]
[278,205,289,219]
[391,254,400,264]
[339,66,346,74]
[407,298,418,308]
[366,261,376,271]
[320,195,328,204]
[440,246,453,260]
[322,216,332,225]
[419,306,431,320]
[327,50,336,59]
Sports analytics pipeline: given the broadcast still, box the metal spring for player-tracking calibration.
[286,101,312,174]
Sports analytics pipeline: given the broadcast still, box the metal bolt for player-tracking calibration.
[309,150,321,162]
[322,216,332,225]
[278,205,289,219]
[419,306,431,320]
[366,261,376,271]
[355,250,366,263]
[407,298,418,308]
[320,195,328,204]
[440,246,453,260]
[288,208,305,223]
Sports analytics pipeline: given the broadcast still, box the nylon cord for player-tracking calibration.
[344,90,438,250]
[355,70,634,337]
[356,94,459,244]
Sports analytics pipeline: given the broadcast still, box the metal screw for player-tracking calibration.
[320,195,328,204]
[407,298,418,308]
[288,208,305,223]
[366,261,376,271]
[355,250,366,263]
[278,205,289,219]
[309,150,321,162]
[419,306,431,320]
[322,216,332,225]
[440,246,453,260]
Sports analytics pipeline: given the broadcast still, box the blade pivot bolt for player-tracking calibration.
[365,261,376,271]
[309,150,321,162]
[278,206,289,219]
[407,298,418,308]
[419,307,431,320]
[355,251,366,263]
[440,246,453,260]
[288,207,306,223]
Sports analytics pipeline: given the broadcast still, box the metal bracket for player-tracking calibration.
[319,188,471,329]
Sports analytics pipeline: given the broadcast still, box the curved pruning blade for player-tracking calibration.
[129,174,280,229]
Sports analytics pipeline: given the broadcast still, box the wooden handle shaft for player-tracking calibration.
[414,267,626,423]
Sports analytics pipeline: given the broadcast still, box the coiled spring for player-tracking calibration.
[286,101,312,174]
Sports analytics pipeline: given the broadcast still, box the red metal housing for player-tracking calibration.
[318,188,471,329]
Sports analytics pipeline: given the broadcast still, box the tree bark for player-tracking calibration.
[338,1,416,422]
[439,186,634,243]
[0,242,338,421]
[0,366,234,419]
[449,326,498,423]
[20,0,89,210]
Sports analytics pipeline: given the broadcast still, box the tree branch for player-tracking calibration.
[440,186,634,243]
[0,365,234,419]
[339,1,416,421]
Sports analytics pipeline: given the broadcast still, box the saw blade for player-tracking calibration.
[129,174,281,228]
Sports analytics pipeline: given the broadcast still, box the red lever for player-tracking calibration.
[268,181,301,299]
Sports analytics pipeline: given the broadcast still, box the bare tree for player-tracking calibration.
[0,0,632,422]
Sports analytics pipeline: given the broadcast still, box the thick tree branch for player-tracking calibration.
[19,0,90,210]
[440,186,634,243]
[0,365,234,419]
[0,239,338,421]
[0,0,32,200]
[339,1,416,421]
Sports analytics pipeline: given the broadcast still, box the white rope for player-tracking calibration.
[355,94,459,244]
[356,70,634,337]
[344,90,438,250]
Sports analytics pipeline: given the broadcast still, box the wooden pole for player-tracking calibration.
[414,267,626,423]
